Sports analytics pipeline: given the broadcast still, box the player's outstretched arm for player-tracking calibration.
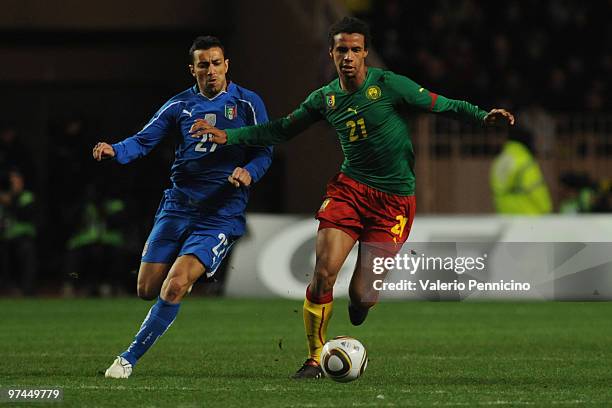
[386,72,515,127]
[92,142,116,161]
[191,92,322,146]
[484,109,515,126]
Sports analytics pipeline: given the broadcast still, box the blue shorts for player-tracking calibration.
[141,189,244,277]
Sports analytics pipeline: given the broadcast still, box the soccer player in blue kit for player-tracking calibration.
[92,36,272,378]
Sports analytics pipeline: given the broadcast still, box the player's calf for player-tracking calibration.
[310,227,355,295]
[310,265,339,296]
[160,255,206,303]
[162,275,191,303]
[348,286,379,326]
[137,285,159,300]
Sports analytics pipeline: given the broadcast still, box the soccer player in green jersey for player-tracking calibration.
[191,17,514,379]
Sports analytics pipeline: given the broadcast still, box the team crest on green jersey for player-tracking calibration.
[326,94,336,109]
[225,104,237,120]
[366,85,382,100]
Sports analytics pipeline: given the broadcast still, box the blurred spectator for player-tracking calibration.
[48,116,92,196]
[47,116,95,248]
[0,168,38,295]
[517,104,556,159]
[593,180,612,213]
[559,172,595,214]
[0,123,34,182]
[559,173,612,214]
[490,127,552,215]
[63,183,129,297]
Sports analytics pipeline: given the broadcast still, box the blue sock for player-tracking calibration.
[120,296,180,366]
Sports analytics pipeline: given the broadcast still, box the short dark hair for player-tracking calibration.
[328,17,371,50]
[189,36,226,62]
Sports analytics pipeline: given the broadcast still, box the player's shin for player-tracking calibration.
[120,296,180,365]
[303,285,334,363]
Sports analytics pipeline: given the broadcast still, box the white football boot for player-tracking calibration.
[104,356,133,379]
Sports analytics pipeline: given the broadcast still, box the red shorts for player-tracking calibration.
[315,173,416,246]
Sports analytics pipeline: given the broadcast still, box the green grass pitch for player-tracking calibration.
[0,298,611,407]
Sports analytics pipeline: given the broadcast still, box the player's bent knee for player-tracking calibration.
[162,276,189,303]
[137,263,169,300]
[136,284,158,300]
[136,277,163,300]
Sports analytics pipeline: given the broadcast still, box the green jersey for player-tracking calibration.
[226,67,487,195]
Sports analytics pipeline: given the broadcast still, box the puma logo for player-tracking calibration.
[182,109,194,117]
[347,107,358,115]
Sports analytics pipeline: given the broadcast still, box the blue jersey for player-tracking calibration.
[112,82,273,217]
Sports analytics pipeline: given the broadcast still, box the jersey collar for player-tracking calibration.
[334,68,371,95]
[193,82,236,101]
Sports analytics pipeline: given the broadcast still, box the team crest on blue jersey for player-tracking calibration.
[366,85,382,100]
[224,104,237,120]
[326,94,336,109]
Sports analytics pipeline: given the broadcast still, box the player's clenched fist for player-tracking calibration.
[189,119,228,144]
[92,142,116,161]
[228,167,252,188]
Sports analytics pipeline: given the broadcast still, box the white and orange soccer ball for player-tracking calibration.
[320,336,368,382]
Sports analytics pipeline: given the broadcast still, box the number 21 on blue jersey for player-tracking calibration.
[195,113,218,152]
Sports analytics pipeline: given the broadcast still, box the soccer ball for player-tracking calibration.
[320,336,368,382]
